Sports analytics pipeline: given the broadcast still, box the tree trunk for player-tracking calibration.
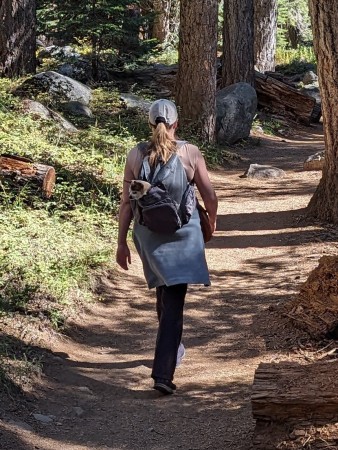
[287,24,301,49]
[175,0,218,143]
[307,1,338,223]
[221,0,254,87]
[0,155,56,198]
[119,4,142,55]
[254,0,277,73]
[0,0,36,77]
[152,0,171,43]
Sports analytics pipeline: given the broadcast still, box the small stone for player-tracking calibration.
[33,414,54,424]
[78,386,94,395]
[73,407,84,416]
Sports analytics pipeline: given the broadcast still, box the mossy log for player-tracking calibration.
[254,71,316,125]
[0,154,56,197]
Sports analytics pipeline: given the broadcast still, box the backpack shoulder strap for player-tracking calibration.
[136,141,149,156]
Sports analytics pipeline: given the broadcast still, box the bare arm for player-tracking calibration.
[194,153,218,233]
[115,160,134,270]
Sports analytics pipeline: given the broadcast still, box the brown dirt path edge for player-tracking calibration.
[2,124,336,450]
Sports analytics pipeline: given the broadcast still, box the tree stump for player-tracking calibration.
[0,155,56,197]
[282,256,338,339]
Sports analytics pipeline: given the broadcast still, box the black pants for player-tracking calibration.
[151,283,188,381]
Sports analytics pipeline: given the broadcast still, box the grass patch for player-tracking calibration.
[0,333,43,394]
[0,79,130,327]
[276,46,317,75]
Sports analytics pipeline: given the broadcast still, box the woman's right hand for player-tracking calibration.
[116,243,131,270]
[209,216,217,234]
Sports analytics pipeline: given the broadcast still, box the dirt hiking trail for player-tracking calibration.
[2,124,335,450]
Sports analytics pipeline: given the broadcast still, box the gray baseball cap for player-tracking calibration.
[148,99,178,126]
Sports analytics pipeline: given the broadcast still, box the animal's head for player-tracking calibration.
[129,180,151,200]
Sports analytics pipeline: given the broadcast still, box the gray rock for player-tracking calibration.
[301,84,321,103]
[300,84,321,122]
[216,82,257,145]
[38,45,80,59]
[22,99,51,120]
[33,413,54,424]
[18,71,92,105]
[62,100,93,118]
[21,99,78,132]
[240,164,286,179]
[304,151,325,171]
[57,60,92,83]
[120,93,152,113]
[73,407,85,416]
[49,109,78,133]
[78,386,94,395]
[302,70,318,85]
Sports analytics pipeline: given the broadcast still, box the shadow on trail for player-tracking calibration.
[231,123,324,171]
[1,267,297,449]
[208,228,335,249]
[214,179,319,201]
[0,428,33,450]
[217,208,310,231]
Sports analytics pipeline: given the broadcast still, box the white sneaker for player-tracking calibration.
[176,343,186,367]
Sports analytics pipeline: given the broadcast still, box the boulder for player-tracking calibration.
[240,164,286,179]
[300,84,321,122]
[303,151,325,171]
[22,99,51,120]
[57,61,92,83]
[216,82,257,145]
[62,101,93,118]
[21,99,78,133]
[120,93,152,113]
[302,70,318,85]
[17,71,92,105]
[38,45,80,59]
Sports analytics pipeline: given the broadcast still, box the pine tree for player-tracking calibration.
[0,0,36,77]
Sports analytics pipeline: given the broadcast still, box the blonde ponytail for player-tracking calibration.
[148,122,177,167]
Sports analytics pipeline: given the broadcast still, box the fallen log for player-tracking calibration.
[254,71,316,125]
[252,360,338,422]
[0,154,56,197]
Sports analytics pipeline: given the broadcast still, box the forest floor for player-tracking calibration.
[2,122,338,450]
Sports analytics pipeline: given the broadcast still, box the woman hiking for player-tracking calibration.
[116,99,218,395]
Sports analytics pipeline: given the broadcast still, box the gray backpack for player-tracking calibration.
[132,145,196,234]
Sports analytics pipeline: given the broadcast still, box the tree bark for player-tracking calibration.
[254,71,316,125]
[175,0,218,143]
[254,0,277,73]
[152,0,171,43]
[252,360,338,422]
[221,0,254,87]
[307,1,338,223]
[0,155,56,198]
[0,0,36,77]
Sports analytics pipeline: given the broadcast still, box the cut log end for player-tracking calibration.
[0,155,56,198]
[42,166,56,198]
